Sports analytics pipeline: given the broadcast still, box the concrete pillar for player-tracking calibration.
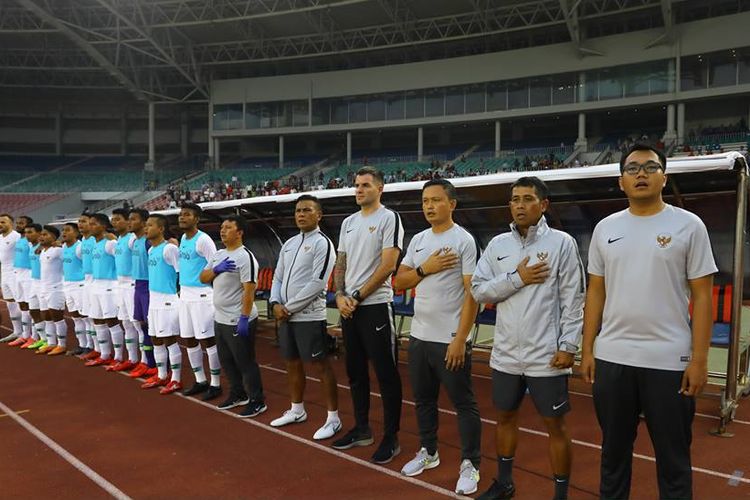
[346,131,352,166]
[147,101,155,169]
[207,103,214,167]
[180,108,190,158]
[120,111,128,156]
[417,126,424,162]
[663,103,677,144]
[574,112,588,150]
[279,135,285,168]
[54,110,62,156]
[578,72,587,103]
[494,120,501,158]
[214,138,220,168]
[676,102,686,145]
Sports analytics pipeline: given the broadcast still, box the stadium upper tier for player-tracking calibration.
[186,167,300,190]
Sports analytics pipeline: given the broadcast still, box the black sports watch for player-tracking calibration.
[351,290,363,303]
[416,266,426,278]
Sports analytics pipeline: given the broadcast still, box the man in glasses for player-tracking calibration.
[581,143,717,499]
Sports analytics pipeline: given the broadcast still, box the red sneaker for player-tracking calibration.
[19,338,36,349]
[85,356,114,367]
[111,360,136,372]
[159,380,183,395]
[128,363,149,378]
[141,375,168,389]
[144,367,158,377]
[82,350,100,360]
[8,337,26,347]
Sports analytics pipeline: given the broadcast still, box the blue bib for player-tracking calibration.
[131,236,149,281]
[114,234,133,277]
[14,236,30,269]
[179,231,209,288]
[91,238,116,280]
[148,242,177,294]
[81,236,95,275]
[62,241,84,282]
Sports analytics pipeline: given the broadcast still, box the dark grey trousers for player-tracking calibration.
[408,336,481,467]
[215,320,264,403]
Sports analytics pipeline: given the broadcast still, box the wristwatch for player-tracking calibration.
[269,301,280,310]
[416,266,426,278]
[559,341,578,354]
[351,290,363,303]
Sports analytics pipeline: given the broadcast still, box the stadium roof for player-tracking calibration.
[1,0,747,102]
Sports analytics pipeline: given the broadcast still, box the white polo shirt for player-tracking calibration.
[588,204,718,371]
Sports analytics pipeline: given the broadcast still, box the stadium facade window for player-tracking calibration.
[331,99,349,124]
[349,98,367,122]
[367,95,386,121]
[386,92,405,120]
[465,84,485,113]
[486,82,507,111]
[312,99,330,126]
[708,51,738,88]
[529,77,552,107]
[213,103,243,130]
[292,100,309,127]
[244,103,261,129]
[425,88,445,117]
[405,90,425,119]
[740,47,750,84]
[445,86,464,115]
[507,79,529,109]
[551,74,576,105]
[243,99,308,128]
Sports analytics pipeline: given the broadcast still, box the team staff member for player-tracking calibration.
[177,204,222,401]
[331,166,404,465]
[472,177,585,500]
[394,179,482,495]
[581,144,717,500]
[201,215,266,418]
[269,194,340,440]
[0,213,21,343]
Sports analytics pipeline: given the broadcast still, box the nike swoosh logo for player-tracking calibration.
[552,401,567,411]
[497,255,509,261]
[375,324,387,332]
[607,237,624,244]
[346,229,354,233]
[415,248,424,253]
[311,350,323,357]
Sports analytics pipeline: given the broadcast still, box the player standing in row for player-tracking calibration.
[269,194,340,439]
[36,226,67,356]
[79,214,99,360]
[177,204,222,400]
[0,214,21,343]
[141,214,183,395]
[9,216,33,347]
[24,223,46,350]
[127,209,157,378]
[61,222,88,356]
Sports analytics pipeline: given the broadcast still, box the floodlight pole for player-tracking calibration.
[712,156,749,437]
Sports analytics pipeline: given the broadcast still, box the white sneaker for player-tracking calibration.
[313,419,342,440]
[400,447,440,477]
[455,459,480,495]
[270,409,307,427]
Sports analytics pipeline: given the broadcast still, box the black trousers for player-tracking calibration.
[341,303,402,437]
[593,359,695,500]
[215,320,264,403]
[408,336,481,467]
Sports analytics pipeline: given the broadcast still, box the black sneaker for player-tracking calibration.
[371,436,400,464]
[76,348,92,359]
[202,385,222,401]
[182,381,209,397]
[331,427,374,450]
[217,395,250,410]
[477,479,515,500]
[238,400,267,418]
[66,347,85,357]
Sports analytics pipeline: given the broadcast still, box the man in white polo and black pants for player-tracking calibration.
[472,176,585,500]
[581,143,717,500]
[331,166,404,465]
[394,179,482,495]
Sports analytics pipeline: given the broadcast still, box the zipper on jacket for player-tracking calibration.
[283,232,306,302]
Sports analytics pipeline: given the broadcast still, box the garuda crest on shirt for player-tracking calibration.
[656,234,672,248]
[536,251,549,262]
[368,226,376,233]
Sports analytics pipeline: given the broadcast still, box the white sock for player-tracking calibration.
[187,345,207,384]
[167,343,182,383]
[21,311,31,338]
[206,345,221,387]
[33,322,45,341]
[133,321,146,363]
[86,318,97,351]
[45,320,57,346]
[326,410,340,423]
[7,302,21,336]
[109,324,124,362]
[291,402,305,415]
[73,318,86,348]
[94,324,111,359]
[123,321,139,363]
[55,320,67,349]
[154,344,168,379]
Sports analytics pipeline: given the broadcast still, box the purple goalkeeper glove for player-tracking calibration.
[212,257,236,275]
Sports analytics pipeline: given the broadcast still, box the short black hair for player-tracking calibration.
[89,213,111,228]
[181,203,202,218]
[129,208,149,222]
[63,222,80,235]
[355,166,384,185]
[148,214,169,230]
[19,215,33,224]
[25,223,42,233]
[619,142,667,174]
[296,194,322,212]
[111,208,130,219]
[422,178,457,200]
[0,213,14,222]
[510,176,550,201]
[42,225,60,239]
[223,214,246,234]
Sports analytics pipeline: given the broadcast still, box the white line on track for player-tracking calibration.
[257,363,750,486]
[0,400,132,500]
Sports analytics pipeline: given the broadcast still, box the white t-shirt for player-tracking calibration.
[337,205,404,305]
[588,204,718,371]
[40,247,63,287]
[402,224,479,344]
[0,230,20,274]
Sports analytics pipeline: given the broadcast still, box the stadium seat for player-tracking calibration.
[689,284,733,347]
[393,288,415,338]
